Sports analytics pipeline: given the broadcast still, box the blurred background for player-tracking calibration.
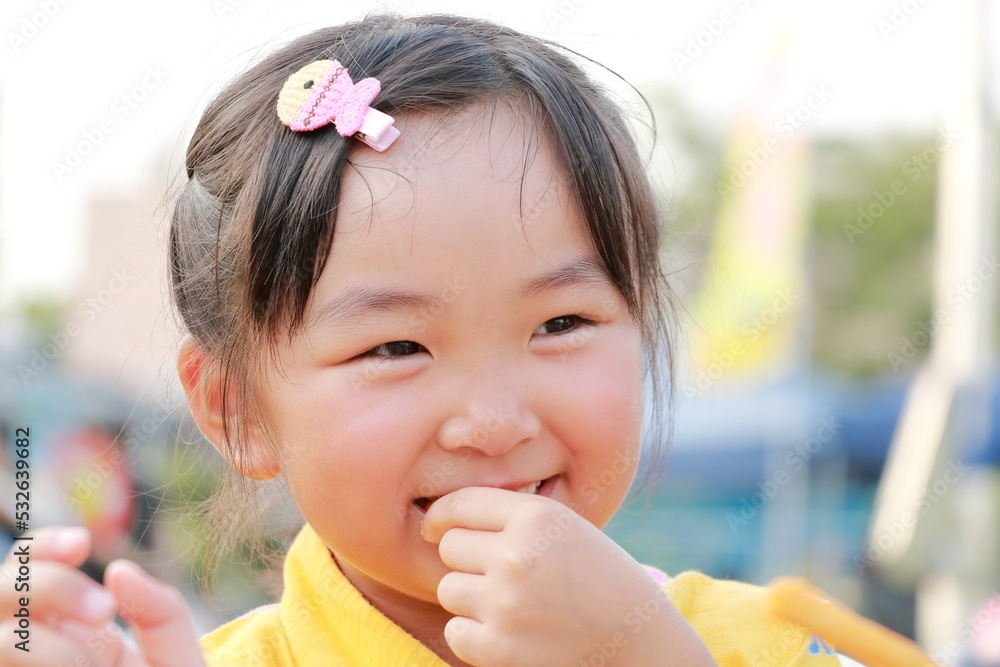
[1,0,998,663]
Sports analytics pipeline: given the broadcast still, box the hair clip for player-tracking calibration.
[276,59,399,152]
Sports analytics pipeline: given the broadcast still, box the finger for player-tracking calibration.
[3,525,91,568]
[0,560,116,624]
[437,570,488,619]
[104,559,207,667]
[423,486,530,543]
[443,615,488,667]
[0,618,102,666]
[438,527,497,574]
[58,618,133,667]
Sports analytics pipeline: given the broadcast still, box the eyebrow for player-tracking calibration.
[307,256,617,330]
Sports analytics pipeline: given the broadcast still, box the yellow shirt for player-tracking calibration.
[199,524,840,666]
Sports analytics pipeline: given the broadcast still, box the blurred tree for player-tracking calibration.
[645,85,725,302]
[809,135,937,378]
[645,85,996,378]
[18,297,69,339]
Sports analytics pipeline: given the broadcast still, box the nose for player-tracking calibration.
[437,391,542,457]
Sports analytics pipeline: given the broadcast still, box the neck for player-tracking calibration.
[331,552,474,667]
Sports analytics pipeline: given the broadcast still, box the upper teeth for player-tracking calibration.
[516,480,542,494]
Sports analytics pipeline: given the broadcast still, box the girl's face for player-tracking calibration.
[255,103,645,605]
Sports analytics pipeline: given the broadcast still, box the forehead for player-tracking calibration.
[337,101,572,229]
[314,101,599,298]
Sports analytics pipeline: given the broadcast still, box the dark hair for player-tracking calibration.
[170,12,679,582]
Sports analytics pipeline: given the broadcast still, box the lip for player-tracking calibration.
[413,474,558,515]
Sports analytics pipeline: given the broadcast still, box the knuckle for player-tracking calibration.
[437,528,458,555]
[500,545,532,573]
[486,635,519,667]
[512,497,550,525]
[493,589,521,618]
[436,571,460,604]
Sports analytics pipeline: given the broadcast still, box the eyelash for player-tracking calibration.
[356,315,598,361]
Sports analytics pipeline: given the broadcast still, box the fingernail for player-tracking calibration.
[54,526,88,556]
[80,588,116,622]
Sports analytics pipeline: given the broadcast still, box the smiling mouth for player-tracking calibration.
[413,476,557,513]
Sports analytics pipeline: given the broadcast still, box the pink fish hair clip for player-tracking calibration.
[276,59,400,152]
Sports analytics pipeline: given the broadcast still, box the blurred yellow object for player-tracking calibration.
[768,577,941,667]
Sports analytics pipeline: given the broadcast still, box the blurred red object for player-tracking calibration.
[52,426,134,560]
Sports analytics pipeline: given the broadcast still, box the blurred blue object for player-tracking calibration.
[663,370,913,491]
[661,366,998,490]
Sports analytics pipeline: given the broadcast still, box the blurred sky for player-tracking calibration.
[1,0,997,303]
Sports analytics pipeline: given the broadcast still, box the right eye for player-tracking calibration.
[303,80,314,89]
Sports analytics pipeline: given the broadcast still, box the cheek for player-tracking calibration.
[270,377,424,514]
[556,326,644,503]
[573,326,643,438]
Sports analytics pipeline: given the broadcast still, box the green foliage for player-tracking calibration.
[17,298,68,339]
[810,136,937,377]
[156,440,282,612]
[647,87,1000,379]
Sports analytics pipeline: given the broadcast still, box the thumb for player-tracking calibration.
[104,559,207,667]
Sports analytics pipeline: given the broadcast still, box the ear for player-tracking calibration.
[176,338,281,480]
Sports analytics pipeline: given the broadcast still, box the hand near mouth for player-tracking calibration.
[421,487,718,667]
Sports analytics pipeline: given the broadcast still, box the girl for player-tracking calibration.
[1,13,840,667]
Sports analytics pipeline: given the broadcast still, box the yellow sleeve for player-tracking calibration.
[199,604,295,667]
[665,570,842,667]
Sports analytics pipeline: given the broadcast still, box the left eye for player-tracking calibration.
[534,315,596,336]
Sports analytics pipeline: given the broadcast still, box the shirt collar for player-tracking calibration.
[280,523,450,666]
